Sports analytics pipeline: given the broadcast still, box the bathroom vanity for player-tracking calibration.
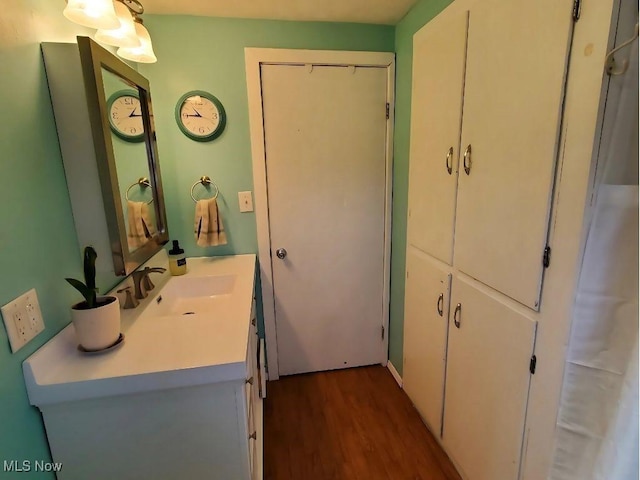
[23,253,263,480]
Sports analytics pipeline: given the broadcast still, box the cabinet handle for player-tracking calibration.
[437,293,444,317]
[251,317,256,326]
[446,147,453,175]
[453,303,462,329]
[463,145,472,175]
[249,431,257,440]
[246,376,254,385]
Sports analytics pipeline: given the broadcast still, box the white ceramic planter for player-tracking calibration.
[71,296,121,351]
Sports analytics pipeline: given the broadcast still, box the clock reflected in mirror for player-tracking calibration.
[175,90,226,142]
[107,90,145,142]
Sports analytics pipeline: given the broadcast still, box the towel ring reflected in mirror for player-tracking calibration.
[125,177,154,205]
[190,176,219,203]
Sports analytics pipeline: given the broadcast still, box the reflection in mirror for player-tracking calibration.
[77,36,169,276]
[41,37,169,280]
[101,69,157,255]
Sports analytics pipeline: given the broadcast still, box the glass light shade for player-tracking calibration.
[117,22,157,64]
[95,2,141,48]
[63,0,119,30]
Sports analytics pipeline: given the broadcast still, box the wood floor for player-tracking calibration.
[264,365,461,480]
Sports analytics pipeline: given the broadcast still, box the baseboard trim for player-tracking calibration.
[387,361,403,388]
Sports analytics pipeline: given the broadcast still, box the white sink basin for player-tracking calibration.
[22,253,256,406]
[147,274,236,316]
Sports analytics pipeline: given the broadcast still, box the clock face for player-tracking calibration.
[108,91,144,142]
[176,91,226,141]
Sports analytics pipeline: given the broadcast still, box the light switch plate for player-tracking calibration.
[1,288,45,353]
[238,191,254,213]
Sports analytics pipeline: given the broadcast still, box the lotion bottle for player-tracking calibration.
[168,240,187,276]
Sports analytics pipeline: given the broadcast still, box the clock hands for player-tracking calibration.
[184,108,203,118]
[128,108,142,118]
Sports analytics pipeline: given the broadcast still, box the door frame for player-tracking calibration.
[245,48,395,380]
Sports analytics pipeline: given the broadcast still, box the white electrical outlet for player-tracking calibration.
[1,288,45,353]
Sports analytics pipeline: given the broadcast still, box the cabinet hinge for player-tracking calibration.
[386,103,390,119]
[572,0,581,21]
[381,325,385,340]
[530,355,537,374]
[543,246,551,268]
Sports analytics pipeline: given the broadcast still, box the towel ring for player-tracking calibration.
[125,177,153,205]
[191,176,219,203]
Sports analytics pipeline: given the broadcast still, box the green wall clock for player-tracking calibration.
[175,90,226,142]
[107,90,145,143]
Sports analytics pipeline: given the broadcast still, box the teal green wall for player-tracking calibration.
[0,7,393,475]
[138,16,394,259]
[0,0,453,470]
[388,0,453,375]
[0,3,96,478]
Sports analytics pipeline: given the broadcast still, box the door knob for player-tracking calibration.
[276,248,287,259]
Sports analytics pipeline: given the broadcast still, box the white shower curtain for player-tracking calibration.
[548,41,639,480]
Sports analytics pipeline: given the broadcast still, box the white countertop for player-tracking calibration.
[23,252,256,406]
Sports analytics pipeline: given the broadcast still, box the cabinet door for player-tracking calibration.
[403,248,451,435]
[443,277,537,480]
[407,9,469,264]
[454,0,574,308]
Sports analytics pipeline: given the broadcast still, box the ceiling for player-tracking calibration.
[139,0,419,26]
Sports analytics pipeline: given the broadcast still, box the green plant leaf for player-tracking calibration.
[65,278,97,308]
[83,246,97,292]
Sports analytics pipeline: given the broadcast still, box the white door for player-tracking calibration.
[408,9,469,264]
[403,249,451,436]
[454,0,574,309]
[260,64,388,376]
[443,276,537,480]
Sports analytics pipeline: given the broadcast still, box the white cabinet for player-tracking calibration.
[24,255,263,480]
[403,0,576,478]
[246,299,263,480]
[454,0,574,309]
[443,278,537,480]
[403,250,451,436]
[407,0,574,309]
[407,9,468,265]
[39,320,263,480]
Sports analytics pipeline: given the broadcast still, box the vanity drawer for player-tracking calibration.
[244,330,258,426]
[244,329,258,478]
[247,390,256,476]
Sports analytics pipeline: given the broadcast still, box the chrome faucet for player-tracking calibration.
[131,267,167,300]
[117,286,139,309]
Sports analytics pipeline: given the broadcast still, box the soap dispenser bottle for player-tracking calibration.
[168,240,187,276]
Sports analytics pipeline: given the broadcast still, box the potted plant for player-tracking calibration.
[66,246,121,351]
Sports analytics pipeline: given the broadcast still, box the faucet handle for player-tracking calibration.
[117,286,139,309]
[142,273,155,292]
[141,267,167,292]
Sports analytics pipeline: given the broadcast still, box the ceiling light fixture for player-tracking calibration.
[63,0,119,30]
[63,0,157,63]
[116,16,157,64]
[95,1,140,49]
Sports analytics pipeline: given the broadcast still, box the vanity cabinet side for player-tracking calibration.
[242,306,263,480]
[40,382,248,480]
[34,257,263,480]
